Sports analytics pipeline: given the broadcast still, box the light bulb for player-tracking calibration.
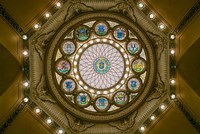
[47,118,52,124]
[23,97,29,102]
[22,35,28,40]
[149,13,155,19]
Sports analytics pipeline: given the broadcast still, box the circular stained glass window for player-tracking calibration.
[95,97,109,112]
[75,25,90,41]
[113,26,127,41]
[132,59,146,73]
[127,78,142,92]
[76,92,90,107]
[127,40,141,55]
[114,91,128,106]
[46,15,156,121]
[61,78,76,94]
[77,43,125,90]
[55,59,71,75]
[60,41,76,55]
[94,22,108,36]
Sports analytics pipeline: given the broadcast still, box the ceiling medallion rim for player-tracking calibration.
[45,12,156,122]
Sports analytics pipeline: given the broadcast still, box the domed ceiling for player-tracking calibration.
[29,0,170,133]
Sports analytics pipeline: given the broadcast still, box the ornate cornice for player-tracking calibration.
[0,4,24,35]
[175,99,200,132]
[0,102,26,133]
[175,1,200,34]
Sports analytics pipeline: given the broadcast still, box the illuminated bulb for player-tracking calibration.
[96,39,100,42]
[149,13,155,19]
[126,61,129,65]
[124,54,128,58]
[120,48,124,52]
[150,115,155,120]
[35,108,41,113]
[46,118,52,124]
[23,97,29,102]
[34,24,40,29]
[75,75,79,79]
[22,35,28,40]
[23,50,28,56]
[75,55,79,59]
[138,2,144,8]
[79,81,83,85]
[110,89,115,92]
[160,104,166,110]
[121,80,125,84]
[170,49,175,55]
[97,91,101,94]
[170,34,176,40]
[124,74,128,78]
[116,85,120,89]
[23,82,29,87]
[103,38,107,42]
[79,48,83,53]
[74,61,78,65]
[170,79,175,84]
[126,67,130,71]
[140,126,145,132]
[84,86,88,90]
[83,44,88,48]
[90,89,94,93]
[45,13,50,18]
[170,94,176,100]
[89,40,94,44]
[56,2,61,7]
[58,129,63,134]
[109,40,114,44]
[159,23,165,30]
[103,91,108,94]
[74,68,78,73]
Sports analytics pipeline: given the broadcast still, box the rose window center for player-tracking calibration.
[93,57,110,75]
[77,43,125,90]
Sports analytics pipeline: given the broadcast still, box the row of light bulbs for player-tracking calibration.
[23,97,64,134]
[137,1,177,133]
[21,1,177,133]
[22,1,65,134]
[137,1,166,30]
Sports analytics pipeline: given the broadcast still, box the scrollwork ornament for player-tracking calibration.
[109,0,137,22]
[34,75,56,103]
[65,113,95,134]
[33,31,55,61]
[147,31,167,60]
[146,73,166,102]
[64,0,94,22]
[109,111,138,132]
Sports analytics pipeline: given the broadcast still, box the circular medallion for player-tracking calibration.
[114,91,128,106]
[75,25,90,41]
[77,43,125,90]
[127,40,141,55]
[55,59,71,75]
[95,22,108,36]
[95,97,109,112]
[127,78,141,92]
[46,14,156,122]
[60,41,76,55]
[93,57,110,74]
[113,26,127,41]
[132,59,146,73]
[61,78,76,94]
[76,92,90,107]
